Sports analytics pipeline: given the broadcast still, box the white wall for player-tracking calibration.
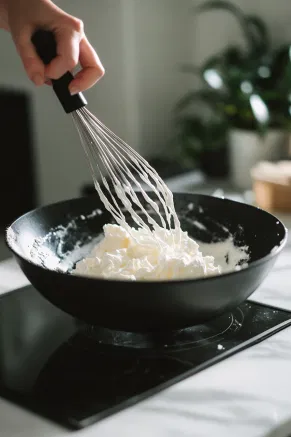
[0,0,291,205]
[57,0,194,173]
[0,0,193,205]
[127,0,194,156]
[192,0,291,65]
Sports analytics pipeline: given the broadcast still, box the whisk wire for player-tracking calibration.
[72,107,180,236]
[86,111,178,225]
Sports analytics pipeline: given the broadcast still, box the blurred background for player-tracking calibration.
[1,0,291,260]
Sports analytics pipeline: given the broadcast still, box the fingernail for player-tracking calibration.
[32,73,43,86]
[45,77,52,85]
[69,86,79,96]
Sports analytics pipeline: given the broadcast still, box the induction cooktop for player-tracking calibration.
[0,285,290,430]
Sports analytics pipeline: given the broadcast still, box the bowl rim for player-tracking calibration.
[5,193,289,286]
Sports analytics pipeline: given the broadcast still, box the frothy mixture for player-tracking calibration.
[71,114,250,281]
[74,224,249,281]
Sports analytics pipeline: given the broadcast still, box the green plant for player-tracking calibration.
[175,110,228,168]
[175,0,291,163]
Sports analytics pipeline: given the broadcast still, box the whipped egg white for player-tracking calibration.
[74,224,222,281]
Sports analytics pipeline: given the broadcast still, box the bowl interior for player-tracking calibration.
[6,193,287,277]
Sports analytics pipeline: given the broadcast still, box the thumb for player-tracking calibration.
[14,27,45,86]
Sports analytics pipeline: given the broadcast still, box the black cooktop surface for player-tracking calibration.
[0,285,290,430]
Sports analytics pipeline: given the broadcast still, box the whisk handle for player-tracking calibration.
[31,29,87,114]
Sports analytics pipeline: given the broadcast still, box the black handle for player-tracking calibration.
[31,29,87,114]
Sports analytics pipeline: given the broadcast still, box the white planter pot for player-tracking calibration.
[229,129,287,190]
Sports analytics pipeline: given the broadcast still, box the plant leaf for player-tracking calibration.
[196,1,251,47]
[249,94,270,134]
[176,115,228,157]
[200,51,249,95]
[174,89,221,113]
[245,15,271,55]
[222,46,246,67]
[200,55,226,90]
[195,1,268,57]
[272,45,291,93]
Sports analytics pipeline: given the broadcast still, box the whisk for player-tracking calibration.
[32,30,180,233]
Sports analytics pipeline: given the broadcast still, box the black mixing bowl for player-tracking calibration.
[6,193,287,332]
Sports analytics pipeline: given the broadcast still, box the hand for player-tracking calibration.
[0,0,105,94]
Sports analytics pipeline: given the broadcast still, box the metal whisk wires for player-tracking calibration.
[72,107,180,233]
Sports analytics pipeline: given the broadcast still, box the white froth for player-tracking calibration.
[74,224,249,281]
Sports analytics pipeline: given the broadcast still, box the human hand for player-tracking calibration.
[0,0,105,94]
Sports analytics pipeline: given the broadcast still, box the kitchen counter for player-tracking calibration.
[1,190,291,436]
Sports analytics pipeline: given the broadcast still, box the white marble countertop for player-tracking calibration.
[1,205,291,437]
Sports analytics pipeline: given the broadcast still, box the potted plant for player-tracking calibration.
[175,98,229,178]
[175,0,291,189]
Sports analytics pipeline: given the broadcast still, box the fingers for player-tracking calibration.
[15,22,104,93]
[45,26,81,80]
[14,27,45,86]
[68,35,105,94]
